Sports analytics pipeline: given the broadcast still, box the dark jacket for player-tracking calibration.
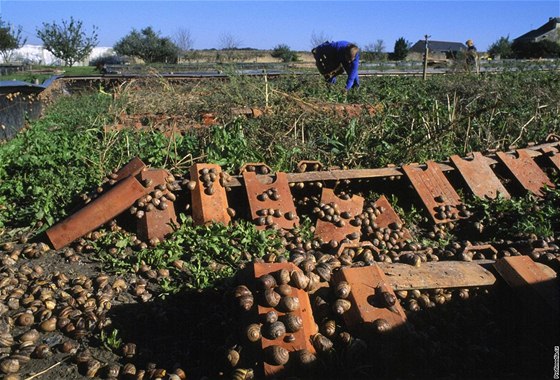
[312,41,360,90]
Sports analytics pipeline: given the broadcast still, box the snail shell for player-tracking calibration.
[332,299,352,315]
[39,317,57,332]
[264,345,290,366]
[226,348,240,368]
[262,289,281,308]
[278,296,300,312]
[231,368,254,380]
[33,343,52,359]
[0,333,14,348]
[85,358,102,378]
[335,281,351,299]
[321,319,336,337]
[275,269,290,285]
[282,313,303,333]
[276,284,292,297]
[245,323,262,343]
[295,349,317,369]
[311,333,333,354]
[264,321,286,340]
[258,274,277,290]
[16,313,34,327]
[234,285,252,298]
[290,271,309,290]
[238,295,254,311]
[306,272,321,292]
[0,358,20,374]
[264,310,278,324]
[315,262,332,282]
[19,329,39,344]
[371,318,391,334]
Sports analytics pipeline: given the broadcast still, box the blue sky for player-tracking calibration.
[1,1,558,51]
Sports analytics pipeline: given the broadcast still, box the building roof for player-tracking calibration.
[514,17,560,42]
[409,40,467,53]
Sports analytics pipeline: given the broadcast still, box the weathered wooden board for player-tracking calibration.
[493,256,559,315]
[377,261,496,290]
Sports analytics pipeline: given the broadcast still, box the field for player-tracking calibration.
[0,68,559,379]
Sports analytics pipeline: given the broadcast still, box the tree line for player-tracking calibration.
[1,17,558,67]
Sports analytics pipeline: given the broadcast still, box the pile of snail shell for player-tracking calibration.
[234,269,323,371]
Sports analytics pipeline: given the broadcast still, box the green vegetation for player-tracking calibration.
[1,70,559,230]
[90,215,285,290]
[100,328,123,352]
[469,189,560,240]
[114,27,179,63]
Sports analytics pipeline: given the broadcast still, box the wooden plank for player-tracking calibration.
[493,256,559,315]
[252,263,317,378]
[377,261,496,290]
[333,265,407,335]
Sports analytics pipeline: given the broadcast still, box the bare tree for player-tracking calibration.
[218,32,242,61]
[173,28,194,61]
[363,39,387,61]
[310,31,332,49]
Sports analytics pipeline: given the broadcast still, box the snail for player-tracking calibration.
[321,319,336,337]
[371,318,391,334]
[0,358,20,374]
[332,298,352,315]
[314,262,332,282]
[264,310,278,324]
[290,271,309,290]
[264,321,286,340]
[278,296,300,312]
[335,281,351,299]
[258,274,277,290]
[276,284,292,296]
[264,345,290,366]
[275,269,290,285]
[262,289,281,308]
[238,295,254,311]
[311,333,333,354]
[245,323,262,343]
[232,368,254,380]
[294,349,317,370]
[282,313,303,333]
[234,285,252,298]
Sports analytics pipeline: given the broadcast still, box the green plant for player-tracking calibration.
[100,328,122,351]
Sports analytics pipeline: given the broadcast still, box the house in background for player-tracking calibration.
[514,17,560,44]
[407,40,466,61]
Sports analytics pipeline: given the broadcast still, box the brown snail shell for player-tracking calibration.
[121,342,136,358]
[264,345,290,366]
[0,358,20,374]
[275,269,290,285]
[314,263,332,282]
[290,271,309,290]
[295,348,317,369]
[226,348,240,368]
[264,310,278,324]
[16,313,34,327]
[334,281,351,299]
[105,363,121,378]
[234,285,252,298]
[238,295,254,311]
[371,318,391,334]
[282,313,303,333]
[321,319,337,337]
[33,343,52,359]
[231,368,254,380]
[245,323,262,343]
[262,289,281,308]
[0,333,14,348]
[311,333,333,353]
[264,321,286,340]
[278,296,300,312]
[258,274,277,290]
[306,272,321,292]
[19,329,39,344]
[332,298,352,315]
[276,284,292,296]
[85,358,102,378]
[39,317,57,332]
